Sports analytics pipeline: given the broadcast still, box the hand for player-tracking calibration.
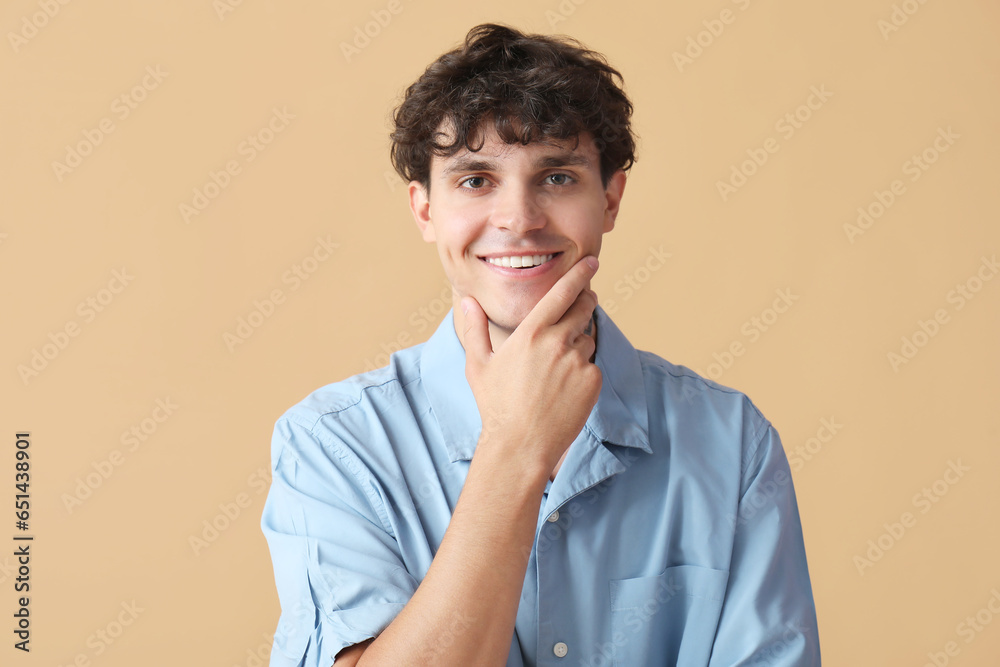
[461,256,603,477]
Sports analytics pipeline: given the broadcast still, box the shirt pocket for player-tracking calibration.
[609,564,729,667]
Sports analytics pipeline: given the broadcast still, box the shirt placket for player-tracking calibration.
[530,432,628,666]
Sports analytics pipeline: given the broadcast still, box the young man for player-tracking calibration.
[262,23,820,667]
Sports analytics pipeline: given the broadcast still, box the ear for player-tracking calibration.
[602,170,627,233]
[408,180,435,242]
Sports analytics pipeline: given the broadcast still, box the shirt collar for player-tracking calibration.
[419,303,652,463]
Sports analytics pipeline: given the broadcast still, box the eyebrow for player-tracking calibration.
[439,151,592,178]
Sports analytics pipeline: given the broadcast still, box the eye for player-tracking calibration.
[545,173,575,186]
[459,176,489,189]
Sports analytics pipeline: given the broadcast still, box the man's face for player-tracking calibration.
[408,122,627,333]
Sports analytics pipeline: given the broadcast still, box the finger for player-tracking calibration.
[519,256,599,331]
[558,287,599,337]
[460,296,495,371]
[584,290,599,335]
[572,322,598,358]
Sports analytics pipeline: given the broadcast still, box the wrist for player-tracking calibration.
[472,432,552,490]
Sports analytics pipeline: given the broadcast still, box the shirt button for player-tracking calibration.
[547,510,560,523]
[553,642,568,657]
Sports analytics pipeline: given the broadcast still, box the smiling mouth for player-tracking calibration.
[479,252,562,269]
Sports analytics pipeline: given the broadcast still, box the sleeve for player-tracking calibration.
[261,416,419,667]
[708,413,822,666]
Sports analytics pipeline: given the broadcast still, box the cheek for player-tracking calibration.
[435,219,481,262]
[562,203,605,244]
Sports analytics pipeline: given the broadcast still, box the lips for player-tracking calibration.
[478,251,562,265]
[478,251,563,277]
[482,253,555,269]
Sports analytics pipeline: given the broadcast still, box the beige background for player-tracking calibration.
[2,0,998,664]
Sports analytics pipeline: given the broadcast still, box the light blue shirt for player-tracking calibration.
[261,304,821,666]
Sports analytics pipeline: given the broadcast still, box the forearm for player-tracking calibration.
[356,438,549,666]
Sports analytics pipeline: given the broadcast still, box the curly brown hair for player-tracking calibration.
[389,23,637,196]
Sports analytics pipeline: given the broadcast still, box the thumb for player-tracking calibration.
[460,296,493,370]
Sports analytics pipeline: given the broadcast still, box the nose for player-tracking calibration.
[491,183,550,234]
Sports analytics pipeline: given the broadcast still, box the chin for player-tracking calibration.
[485,302,535,331]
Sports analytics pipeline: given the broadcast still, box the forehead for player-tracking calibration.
[431,119,597,177]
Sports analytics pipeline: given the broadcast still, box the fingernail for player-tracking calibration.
[586,256,599,270]
[461,299,470,315]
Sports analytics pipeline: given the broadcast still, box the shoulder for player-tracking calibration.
[630,349,782,499]
[285,343,423,424]
[636,349,772,449]
[271,342,426,465]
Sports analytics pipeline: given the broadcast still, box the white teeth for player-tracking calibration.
[484,253,554,268]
